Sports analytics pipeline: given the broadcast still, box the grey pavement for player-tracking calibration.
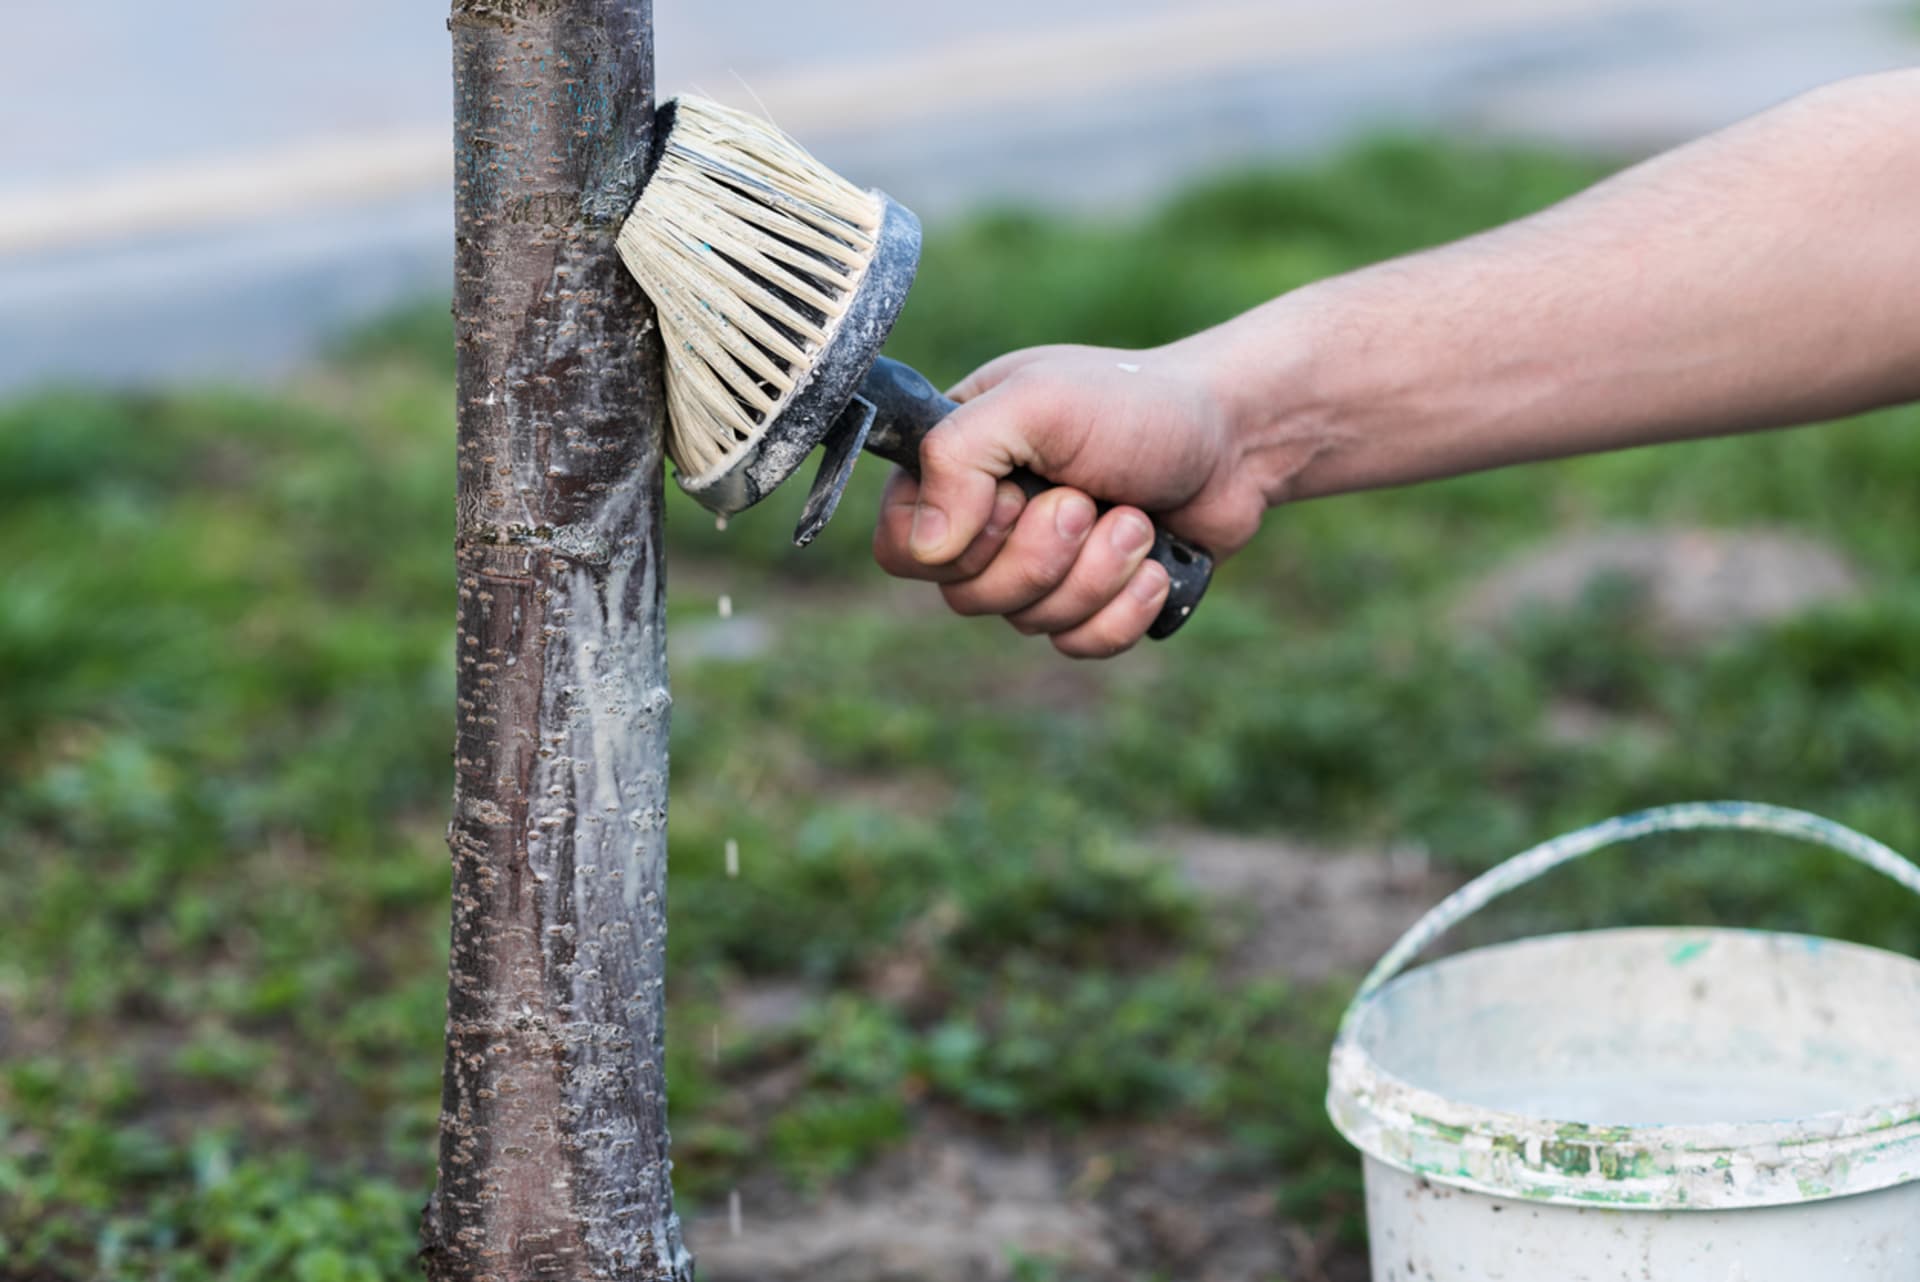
[2,0,1914,392]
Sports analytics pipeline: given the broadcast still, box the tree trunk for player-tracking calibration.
[424,2,687,1279]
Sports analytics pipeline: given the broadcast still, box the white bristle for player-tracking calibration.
[617,96,883,483]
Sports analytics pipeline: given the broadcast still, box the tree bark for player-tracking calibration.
[424,2,687,1279]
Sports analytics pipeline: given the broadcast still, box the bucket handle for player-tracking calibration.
[1341,802,1920,1039]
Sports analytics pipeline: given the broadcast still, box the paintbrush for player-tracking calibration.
[616,95,1211,638]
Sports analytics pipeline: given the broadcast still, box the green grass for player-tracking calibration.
[6,137,1920,1278]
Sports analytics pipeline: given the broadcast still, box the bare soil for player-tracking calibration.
[688,830,1440,1280]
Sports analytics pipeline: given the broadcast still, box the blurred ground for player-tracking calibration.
[3,0,1916,391]
[7,139,1920,1281]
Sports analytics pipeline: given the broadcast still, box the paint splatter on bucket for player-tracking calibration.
[1329,803,1920,1280]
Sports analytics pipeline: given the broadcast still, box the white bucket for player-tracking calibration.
[1328,803,1920,1281]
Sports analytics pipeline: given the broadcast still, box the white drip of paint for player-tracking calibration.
[724,837,740,879]
[718,594,733,619]
[728,1189,743,1239]
[715,514,729,532]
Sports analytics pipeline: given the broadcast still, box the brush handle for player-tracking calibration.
[859,357,1212,640]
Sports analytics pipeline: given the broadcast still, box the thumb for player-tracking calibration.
[909,387,1037,565]
[949,348,1051,403]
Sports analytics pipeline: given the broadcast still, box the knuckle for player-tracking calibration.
[1055,591,1153,658]
[875,549,919,580]
[1055,627,1133,660]
[880,546,952,583]
[1014,581,1098,634]
[871,526,915,577]
[939,581,995,617]
[953,540,1002,581]
[1003,598,1051,633]
[1209,506,1260,555]
[919,426,968,476]
[1017,554,1071,600]
[997,374,1056,425]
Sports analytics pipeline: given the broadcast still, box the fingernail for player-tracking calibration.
[1054,494,1095,541]
[986,485,1024,537]
[909,504,949,560]
[1110,512,1153,556]
[1130,562,1170,603]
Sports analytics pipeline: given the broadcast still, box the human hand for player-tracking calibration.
[871,342,1269,658]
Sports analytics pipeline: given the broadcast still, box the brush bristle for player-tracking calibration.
[617,96,883,484]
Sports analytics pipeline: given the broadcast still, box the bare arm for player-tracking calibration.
[874,70,1920,657]
[1231,68,1920,500]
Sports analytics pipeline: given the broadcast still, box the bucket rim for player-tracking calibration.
[1328,925,1920,1212]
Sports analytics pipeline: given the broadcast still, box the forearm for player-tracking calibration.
[1206,70,1920,504]
[869,71,1920,654]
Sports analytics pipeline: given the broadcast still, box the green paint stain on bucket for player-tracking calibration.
[1668,938,1711,965]
[1541,1142,1593,1177]
[1556,1121,1635,1144]
[1415,1116,1468,1143]
[1595,1146,1655,1182]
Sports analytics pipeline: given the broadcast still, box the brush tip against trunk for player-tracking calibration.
[617,95,901,509]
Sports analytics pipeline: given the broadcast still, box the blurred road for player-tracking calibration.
[2,0,1914,391]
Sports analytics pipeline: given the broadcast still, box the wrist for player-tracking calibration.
[1173,285,1354,508]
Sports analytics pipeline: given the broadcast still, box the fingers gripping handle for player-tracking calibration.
[1144,526,1213,639]
[859,357,1213,639]
[991,470,1210,640]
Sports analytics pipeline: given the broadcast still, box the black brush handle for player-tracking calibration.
[858,356,1211,640]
